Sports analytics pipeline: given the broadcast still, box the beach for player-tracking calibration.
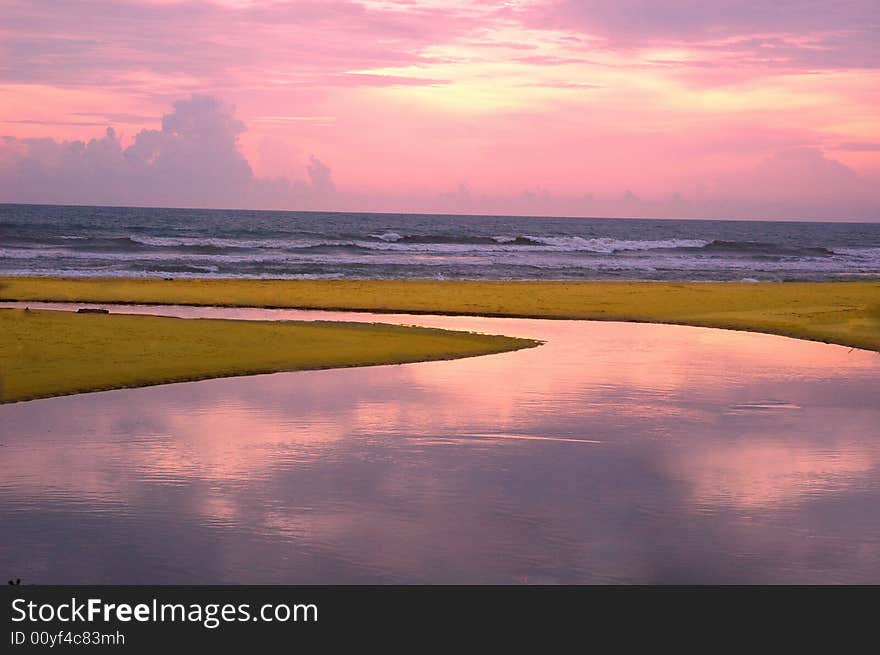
[3,277,878,351]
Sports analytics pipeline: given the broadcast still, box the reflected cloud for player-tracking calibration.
[668,429,880,509]
[1,308,879,583]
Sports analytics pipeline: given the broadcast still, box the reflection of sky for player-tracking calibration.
[1,304,879,583]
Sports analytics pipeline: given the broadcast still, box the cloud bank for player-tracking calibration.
[0,95,333,209]
[1,94,878,220]
[1,2,878,220]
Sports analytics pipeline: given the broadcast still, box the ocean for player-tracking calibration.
[1,203,878,281]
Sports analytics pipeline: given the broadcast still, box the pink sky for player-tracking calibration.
[1,0,878,219]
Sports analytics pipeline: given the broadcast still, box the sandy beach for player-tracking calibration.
[2,275,876,402]
[2,277,878,351]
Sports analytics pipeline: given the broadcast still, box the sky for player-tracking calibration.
[0,0,878,220]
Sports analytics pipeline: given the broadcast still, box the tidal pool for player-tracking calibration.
[1,303,879,583]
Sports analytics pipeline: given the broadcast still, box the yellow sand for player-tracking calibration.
[0,308,537,403]
[1,277,878,351]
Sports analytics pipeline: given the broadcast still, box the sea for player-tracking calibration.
[1,203,878,281]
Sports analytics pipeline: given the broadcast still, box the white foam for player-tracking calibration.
[371,232,403,242]
[129,235,304,249]
[522,236,710,253]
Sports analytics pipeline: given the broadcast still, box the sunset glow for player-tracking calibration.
[1,0,878,218]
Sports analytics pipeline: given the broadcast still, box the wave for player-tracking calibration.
[372,232,403,242]
[362,234,713,253]
[141,264,220,274]
[4,232,876,264]
[6,247,874,275]
[4,204,878,282]
[370,232,543,246]
[525,236,710,253]
[129,235,299,249]
[700,240,835,257]
[366,234,711,252]
[2,235,170,251]
[31,232,716,254]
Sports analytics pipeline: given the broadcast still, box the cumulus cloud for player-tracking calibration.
[122,95,254,205]
[0,95,334,209]
[306,156,335,196]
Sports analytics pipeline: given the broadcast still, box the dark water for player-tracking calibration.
[2,203,879,281]
[1,304,879,584]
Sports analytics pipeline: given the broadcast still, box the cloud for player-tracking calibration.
[1,119,108,127]
[529,0,879,44]
[328,146,879,220]
[835,142,880,152]
[306,156,335,196]
[687,148,880,219]
[522,0,880,73]
[324,73,449,88]
[687,147,874,214]
[0,94,333,208]
[72,111,159,124]
[0,0,478,90]
[123,95,254,204]
[1,95,877,220]
[752,147,860,190]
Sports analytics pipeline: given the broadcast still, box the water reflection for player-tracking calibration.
[1,304,879,583]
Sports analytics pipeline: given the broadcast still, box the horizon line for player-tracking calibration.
[2,201,877,226]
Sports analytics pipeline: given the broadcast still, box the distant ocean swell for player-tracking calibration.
[0,233,857,255]
[1,205,878,281]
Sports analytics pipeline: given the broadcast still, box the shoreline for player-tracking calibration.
[2,276,878,353]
